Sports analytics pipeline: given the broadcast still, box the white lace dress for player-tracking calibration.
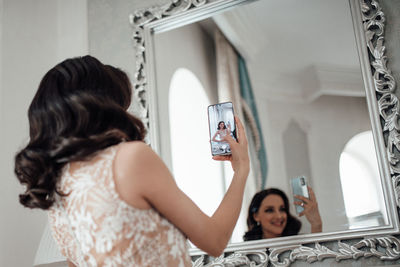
[48,144,192,267]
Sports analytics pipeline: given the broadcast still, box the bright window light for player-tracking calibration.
[169,68,224,217]
[339,131,382,218]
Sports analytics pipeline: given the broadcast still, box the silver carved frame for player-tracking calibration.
[129,0,400,266]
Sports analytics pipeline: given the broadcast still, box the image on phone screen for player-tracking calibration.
[291,176,309,214]
[208,102,237,156]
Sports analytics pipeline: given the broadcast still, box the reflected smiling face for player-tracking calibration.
[254,194,287,239]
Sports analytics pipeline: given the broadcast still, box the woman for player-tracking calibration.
[243,188,322,241]
[212,121,232,142]
[14,56,249,266]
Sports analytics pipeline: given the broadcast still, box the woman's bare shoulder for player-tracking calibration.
[114,141,159,177]
[118,140,150,154]
[113,141,156,209]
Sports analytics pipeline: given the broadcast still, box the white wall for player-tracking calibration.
[0,0,3,124]
[87,0,173,123]
[0,1,87,266]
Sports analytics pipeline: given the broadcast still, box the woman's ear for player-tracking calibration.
[253,212,259,223]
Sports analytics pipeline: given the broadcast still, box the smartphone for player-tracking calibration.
[207,102,237,156]
[290,176,310,214]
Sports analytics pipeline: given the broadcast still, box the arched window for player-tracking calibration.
[339,130,386,229]
[169,68,224,217]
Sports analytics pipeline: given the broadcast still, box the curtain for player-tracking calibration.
[214,29,267,190]
[238,54,268,189]
[214,29,242,116]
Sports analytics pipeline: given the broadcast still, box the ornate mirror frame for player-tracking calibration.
[129,0,400,265]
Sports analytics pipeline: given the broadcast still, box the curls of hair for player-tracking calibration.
[14,55,146,210]
[243,188,301,241]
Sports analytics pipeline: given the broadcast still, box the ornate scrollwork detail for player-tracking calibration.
[267,236,400,266]
[192,236,400,266]
[130,0,207,28]
[361,0,400,203]
[192,250,269,267]
[129,0,207,131]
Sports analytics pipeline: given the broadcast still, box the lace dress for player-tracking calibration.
[48,144,192,267]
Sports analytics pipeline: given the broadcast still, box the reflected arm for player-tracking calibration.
[212,130,219,142]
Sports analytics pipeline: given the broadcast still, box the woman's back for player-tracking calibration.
[15,56,250,265]
[48,144,191,267]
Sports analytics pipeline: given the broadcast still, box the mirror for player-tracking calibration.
[152,0,388,241]
[130,0,400,265]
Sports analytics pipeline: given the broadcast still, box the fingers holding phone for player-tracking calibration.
[233,115,248,145]
[213,116,249,175]
[291,177,322,233]
[294,192,314,217]
[299,187,322,233]
[291,176,309,215]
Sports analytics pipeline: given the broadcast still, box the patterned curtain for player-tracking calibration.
[214,29,267,190]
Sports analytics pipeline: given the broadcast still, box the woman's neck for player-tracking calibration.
[262,231,282,239]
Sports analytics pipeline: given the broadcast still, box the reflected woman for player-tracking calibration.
[212,121,231,142]
[243,188,322,241]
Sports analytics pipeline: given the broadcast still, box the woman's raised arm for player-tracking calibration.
[113,117,249,256]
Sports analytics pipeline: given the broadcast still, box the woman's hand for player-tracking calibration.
[294,187,322,233]
[114,117,250,257]
[212,116,249,176]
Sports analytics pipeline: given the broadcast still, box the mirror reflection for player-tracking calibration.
[153,0,388,243]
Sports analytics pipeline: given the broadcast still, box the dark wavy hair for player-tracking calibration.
[217,121,226,130]
[243,188,301,241]
[14,55,146,210]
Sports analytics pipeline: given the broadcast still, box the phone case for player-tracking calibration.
[290,176,309,214]
[207,102,237,156]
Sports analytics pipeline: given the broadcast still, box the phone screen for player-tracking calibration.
[291,176,309,214]
[207,102,237,156]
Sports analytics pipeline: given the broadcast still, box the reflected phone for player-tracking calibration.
[207,102,237,156]
[290,176,310,214]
